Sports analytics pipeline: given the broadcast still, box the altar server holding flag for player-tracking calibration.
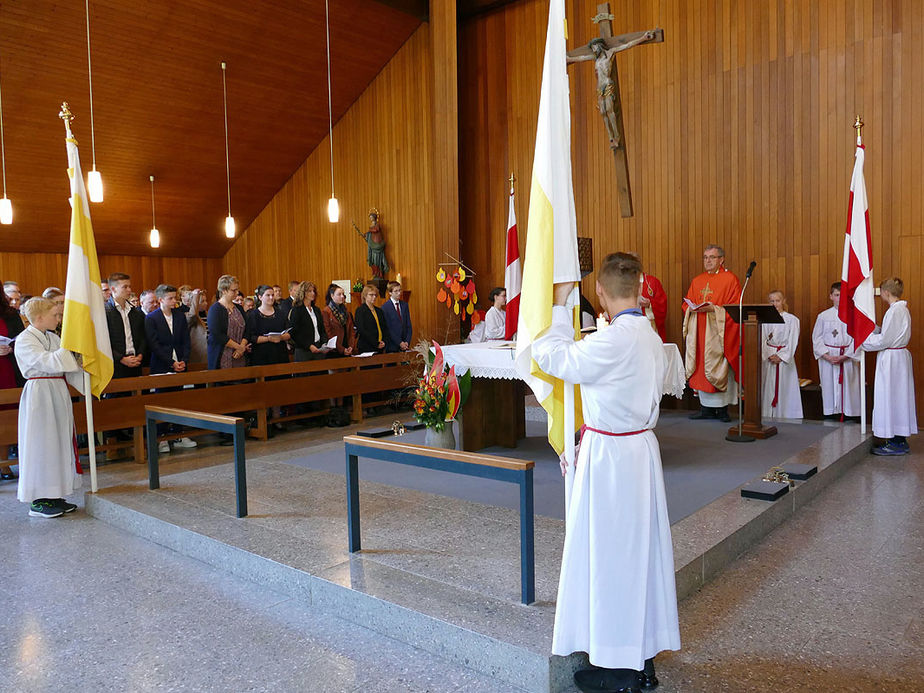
[839,119,875,433]
[60,104,113,492]
[504,181,521,341]
[517,3,680,690]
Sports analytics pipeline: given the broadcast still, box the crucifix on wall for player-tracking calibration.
[567,2,663,218]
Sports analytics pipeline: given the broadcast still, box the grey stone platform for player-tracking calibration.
[86,423,869,693]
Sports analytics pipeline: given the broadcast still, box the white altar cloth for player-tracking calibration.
[441,341,686,399]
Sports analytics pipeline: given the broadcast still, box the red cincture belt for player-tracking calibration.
[767,343,785,408]
[824,343,851,422]
[28,376,66,380]
[580,424,651,443]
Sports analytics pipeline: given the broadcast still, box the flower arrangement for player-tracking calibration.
[413,341,471,432]
[351,278,365,293]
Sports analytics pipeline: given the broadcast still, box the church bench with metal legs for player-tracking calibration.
[342,434,536,604]
[145,406,248,518]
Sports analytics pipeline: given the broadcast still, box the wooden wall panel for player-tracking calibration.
[460,0,924,422]
[0,252,222,298]
[223,25,450,344]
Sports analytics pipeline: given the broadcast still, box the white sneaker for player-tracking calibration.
[173,437,197,449]
[158,441,170,454]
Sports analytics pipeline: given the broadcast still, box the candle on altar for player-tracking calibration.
[596,313,608,331]
[396,272,403,286]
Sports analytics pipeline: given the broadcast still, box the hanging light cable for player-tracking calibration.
[148,175,160,248]
[0,58,12,225]
[325,0,339,223]
[221,61,235,238]
[85,0,103,202]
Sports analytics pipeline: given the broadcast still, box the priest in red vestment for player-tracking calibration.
[640,273,668,341]
[682,245,741,421]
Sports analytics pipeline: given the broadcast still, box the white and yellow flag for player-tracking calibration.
[61,134,113,398]
[514,0,583,456]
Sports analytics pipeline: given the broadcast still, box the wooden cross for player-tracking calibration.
[567,3,663,218]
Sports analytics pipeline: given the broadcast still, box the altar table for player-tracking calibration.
[441,341,686,451]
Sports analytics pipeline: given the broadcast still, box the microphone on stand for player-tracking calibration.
[728,260,757,442]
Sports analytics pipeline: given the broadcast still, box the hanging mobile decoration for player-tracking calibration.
[435,252,480,329]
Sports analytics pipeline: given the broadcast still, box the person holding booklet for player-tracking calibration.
[681,244,742,422]
[246,284,292,366]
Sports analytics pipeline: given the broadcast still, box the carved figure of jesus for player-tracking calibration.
[568,32,656,150]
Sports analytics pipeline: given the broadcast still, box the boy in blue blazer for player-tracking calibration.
[382,281,412,352]
[145,284,195,451]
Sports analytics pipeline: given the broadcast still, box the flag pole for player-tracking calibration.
[854,116,868,437]
[59,103,100,493]
[84,372,98,492]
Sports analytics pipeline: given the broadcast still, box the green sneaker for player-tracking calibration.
[29,500,64,518]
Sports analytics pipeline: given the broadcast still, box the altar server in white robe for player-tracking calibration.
[761,290,803,419]
[533,253,680,693]
[14,297,85,517]
[812,282,861,420]
[862,278,917,456]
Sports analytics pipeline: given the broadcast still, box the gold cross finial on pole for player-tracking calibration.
[59,102,75,139]
[508,172,516,193]
[854,115,864,143]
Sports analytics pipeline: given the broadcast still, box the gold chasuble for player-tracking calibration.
[682,267,741,393]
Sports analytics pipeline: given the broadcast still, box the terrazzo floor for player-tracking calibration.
[1,415,920,692]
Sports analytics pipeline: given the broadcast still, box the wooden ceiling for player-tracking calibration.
[0,0,420,257]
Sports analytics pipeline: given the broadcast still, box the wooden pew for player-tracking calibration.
[342,434,536,605]
[0,352,416,463]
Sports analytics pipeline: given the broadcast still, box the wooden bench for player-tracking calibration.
[0,352,416,463]
[145,406,249,517]
[342,434,536,605]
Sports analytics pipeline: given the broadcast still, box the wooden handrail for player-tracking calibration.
[144,405,242,427]
[342,435,533,471]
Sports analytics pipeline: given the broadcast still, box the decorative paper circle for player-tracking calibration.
[467,279,475,292]
[472,311,481,325]
[437,288,447,302]
[445,295,452,308]
[444,277,452,287]
[459,268,466,281]
[451,280,461,294]
[453,300,460,314]
[460,289,469,299]
[436,268,446,282]
[466,302,474,314]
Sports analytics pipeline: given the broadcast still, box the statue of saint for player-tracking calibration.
[354,209,389,278]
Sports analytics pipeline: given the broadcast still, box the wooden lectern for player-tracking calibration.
[724,304,784,440]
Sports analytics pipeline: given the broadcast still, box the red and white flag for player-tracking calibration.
[838,141,875,346]
[504,186,521,340]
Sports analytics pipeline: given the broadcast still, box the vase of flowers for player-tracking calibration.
[413,341,471,449]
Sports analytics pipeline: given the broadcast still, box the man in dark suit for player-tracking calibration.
[105,272,147,378]
[145,284,195,452]
[381,281,412,352]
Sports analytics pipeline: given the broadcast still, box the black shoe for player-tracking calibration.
[639,659,658,690]
[51,498,78,513]
[574,667,641,693]
[7,444,17,460]
[29,499,64,518]
[715,406,731,422]
[1,471,16,481]
[688,407,715,420]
